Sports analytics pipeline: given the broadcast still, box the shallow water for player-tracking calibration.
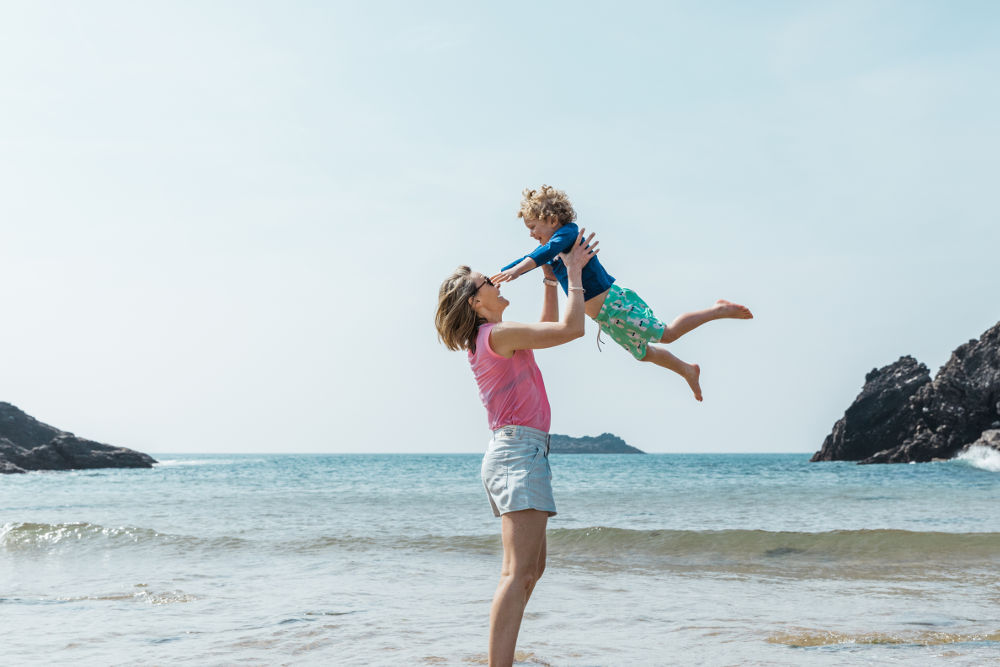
[2,453,999,665]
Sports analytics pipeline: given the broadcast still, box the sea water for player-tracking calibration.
[2,453,999,666]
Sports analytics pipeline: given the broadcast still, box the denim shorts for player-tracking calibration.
[481,425,557,518]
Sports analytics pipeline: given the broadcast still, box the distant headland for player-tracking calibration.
[813,320,1000,464]
[0,402,156,474]
[549,432,645,454]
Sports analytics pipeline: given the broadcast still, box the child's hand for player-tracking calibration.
[490,268,519,285]
[559,228,598,272]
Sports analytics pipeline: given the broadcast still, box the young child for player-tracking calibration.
[492,185,753,401]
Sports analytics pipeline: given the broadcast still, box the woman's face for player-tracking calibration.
[469,271,508,311]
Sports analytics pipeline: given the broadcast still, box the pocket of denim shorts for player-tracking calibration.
[535,445,553,480]
[499,442,536,486]
[531,444,544,467]
[513,443,545,482]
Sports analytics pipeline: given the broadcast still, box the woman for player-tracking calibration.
[435,229,597,666]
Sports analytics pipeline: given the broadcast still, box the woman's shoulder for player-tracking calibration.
[469,322,503,360]
[487,320,544,359]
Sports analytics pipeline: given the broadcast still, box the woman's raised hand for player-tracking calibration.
[559,228,598,272]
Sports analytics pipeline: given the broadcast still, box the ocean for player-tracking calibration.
[2,450,1000,666]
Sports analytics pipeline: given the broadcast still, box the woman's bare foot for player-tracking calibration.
[683,363,702,402]
[714,299,753,320]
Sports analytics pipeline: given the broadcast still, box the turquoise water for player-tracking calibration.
[2,452,1000,665]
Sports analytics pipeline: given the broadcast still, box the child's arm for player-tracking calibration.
[493,256,538,284]
[492,223,579,284]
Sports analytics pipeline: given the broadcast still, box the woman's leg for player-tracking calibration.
[660,299,753,343]
[525,532,546,602]
[489,509,548,667]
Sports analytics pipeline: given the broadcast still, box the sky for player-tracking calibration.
[1,1,998,455]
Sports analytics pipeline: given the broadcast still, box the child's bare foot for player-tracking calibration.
[684,363,702,402]
[714,299,753,320]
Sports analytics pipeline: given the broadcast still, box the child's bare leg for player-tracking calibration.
[642,345,702,401]
[661,300,753,344]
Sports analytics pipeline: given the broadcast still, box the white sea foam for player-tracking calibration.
[154,459,242,467]
[955,445,1000,472]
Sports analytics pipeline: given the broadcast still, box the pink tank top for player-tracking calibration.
[468,322,551,432]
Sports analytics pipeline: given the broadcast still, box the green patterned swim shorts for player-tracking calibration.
[594,284,666,360]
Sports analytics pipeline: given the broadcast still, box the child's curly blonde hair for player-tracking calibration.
[517,185,577,225]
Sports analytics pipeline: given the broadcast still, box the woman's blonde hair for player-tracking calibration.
[435,266,485,352]
[517,184,577,225]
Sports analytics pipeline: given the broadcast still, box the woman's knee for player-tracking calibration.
[501,559,540,582]
[499,567,537,596]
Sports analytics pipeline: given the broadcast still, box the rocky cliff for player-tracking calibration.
[550,432,645,454]
[813,321,1000,463]
[0,402,156,473]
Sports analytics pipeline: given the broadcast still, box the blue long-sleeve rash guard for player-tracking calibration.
[501,222,615,302]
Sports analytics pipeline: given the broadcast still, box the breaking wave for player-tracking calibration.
[0,522,249,553]
[8,522,999,578]
[57,588,197,605]
[153,459,258,467]
[954,445,1000,472]
[407,527,1000,563]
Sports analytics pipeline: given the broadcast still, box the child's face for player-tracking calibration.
[523,216,561,245]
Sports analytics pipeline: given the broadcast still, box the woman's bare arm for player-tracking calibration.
[539,264,559,323]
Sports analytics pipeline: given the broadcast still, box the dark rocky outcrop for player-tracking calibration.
[811,357,931,462]
[961,428,1000,454]
[813,321,1000,464]
[0,402,156,473]
[550,432,645,454]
